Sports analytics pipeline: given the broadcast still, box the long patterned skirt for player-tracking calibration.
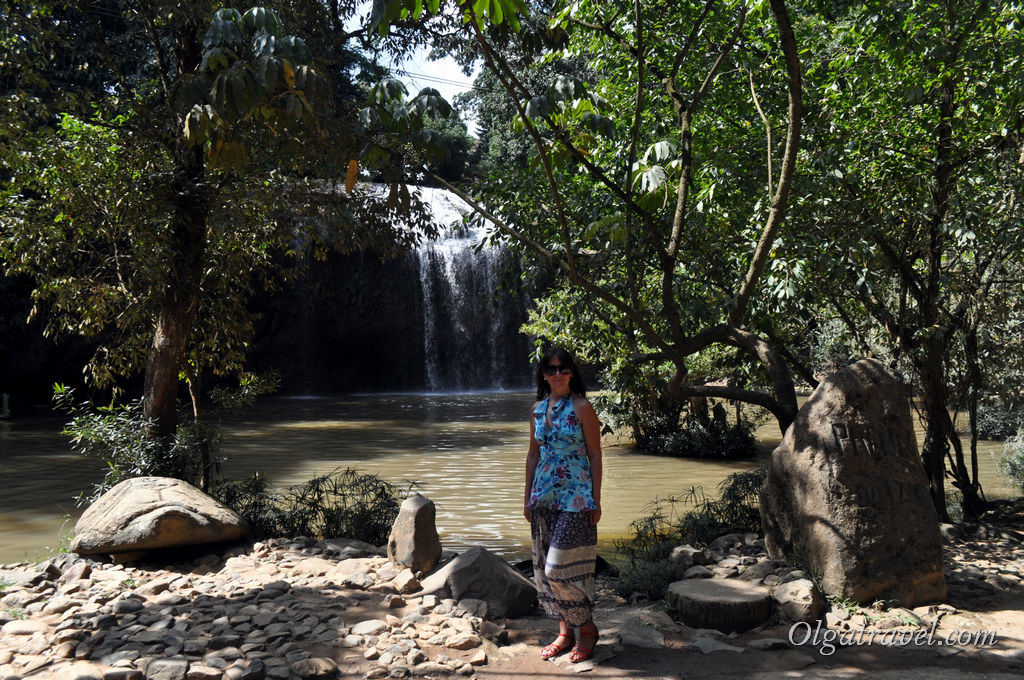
[530,506,597,626]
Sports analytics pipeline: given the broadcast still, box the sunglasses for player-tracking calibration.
[543,364,573,376]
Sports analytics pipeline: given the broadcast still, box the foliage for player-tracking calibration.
[1002,430,1024,491]
[420,0,806,441]
[644,419,758,460]
[53,385,219,502]
[975,397,1024,441]
[790,0,1024,518]
[212,468,409,544]
[613,467,766,599]
[1,1,443,442]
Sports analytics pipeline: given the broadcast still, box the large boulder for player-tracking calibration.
[387,494,442,573]
[666,579,772,632]
[760,358,946,606]
[416,547,537,618]
[71,477,249,556]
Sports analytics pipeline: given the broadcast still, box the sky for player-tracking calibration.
[346,2,481,134]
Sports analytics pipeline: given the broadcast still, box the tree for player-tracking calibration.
[1,2,438,459]
[789,0,1024,518]
[370,0,803,439]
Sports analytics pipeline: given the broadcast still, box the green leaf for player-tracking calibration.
[525,95,550,119]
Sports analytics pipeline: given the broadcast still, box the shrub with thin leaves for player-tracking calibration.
[54,385,217,503]
[212,468,411,545]
[614,467,766,599]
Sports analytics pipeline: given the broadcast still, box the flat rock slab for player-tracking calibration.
[667,579,772,633]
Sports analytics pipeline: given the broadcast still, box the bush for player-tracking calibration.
[1001,430,1024,491]
[613,467,766,599]
[54,386,218,503]
[976,397,1024,440]
[645,419,758,459]
[212,468,410,545]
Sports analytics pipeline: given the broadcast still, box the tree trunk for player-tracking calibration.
[142,148,210,440]
[918,337,950,522]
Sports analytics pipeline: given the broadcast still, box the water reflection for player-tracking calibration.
[0,392,1018,564]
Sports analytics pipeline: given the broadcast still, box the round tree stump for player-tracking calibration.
[667,579,772,632]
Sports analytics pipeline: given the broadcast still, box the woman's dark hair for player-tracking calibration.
[535,347,587,399]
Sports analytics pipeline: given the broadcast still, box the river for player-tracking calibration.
[0,392,1018,564]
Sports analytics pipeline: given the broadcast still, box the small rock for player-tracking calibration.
[290,658,337,680]
[1,620,49,635]
[411,662,450,675]
[746,638,791,651]
[618,621,664,649]
[391,570,420,596]
[57,661,105,680]
[468,649,487,666]
[351,620,389,636]
[683,566,714,579]
[185,666,223,680]
[145,659,189,680]
[444,633,481,650]
[691,637,745,654]
[457,599,488,619]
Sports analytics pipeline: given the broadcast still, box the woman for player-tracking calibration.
[524,347,603,663]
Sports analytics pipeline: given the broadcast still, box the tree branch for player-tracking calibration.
[727,0,803,327]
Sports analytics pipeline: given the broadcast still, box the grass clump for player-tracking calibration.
[212,468,410,545]
[613,467,766,600]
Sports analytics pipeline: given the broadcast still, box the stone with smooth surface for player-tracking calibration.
[416,547,536,619]
[72,477,248,556]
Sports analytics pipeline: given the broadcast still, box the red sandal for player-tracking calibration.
[540,633,575,659]
[568,625,598,663]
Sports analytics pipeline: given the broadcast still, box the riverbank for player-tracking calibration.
[2,499,1022,680]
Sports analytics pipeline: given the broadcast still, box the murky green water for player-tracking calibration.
[0,392,1017,564]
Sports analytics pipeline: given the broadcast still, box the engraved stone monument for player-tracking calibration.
[760,358,946,606]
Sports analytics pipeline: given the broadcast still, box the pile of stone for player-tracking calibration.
[0,537,514,680]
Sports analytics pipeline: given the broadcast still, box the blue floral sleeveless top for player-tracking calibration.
[528,394,597,512]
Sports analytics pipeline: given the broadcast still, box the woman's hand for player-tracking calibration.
[589,504,602,525]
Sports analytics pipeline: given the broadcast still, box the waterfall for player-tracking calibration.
[414,187,530,392]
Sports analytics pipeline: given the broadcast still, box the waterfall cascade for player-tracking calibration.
[414,187,531,392]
